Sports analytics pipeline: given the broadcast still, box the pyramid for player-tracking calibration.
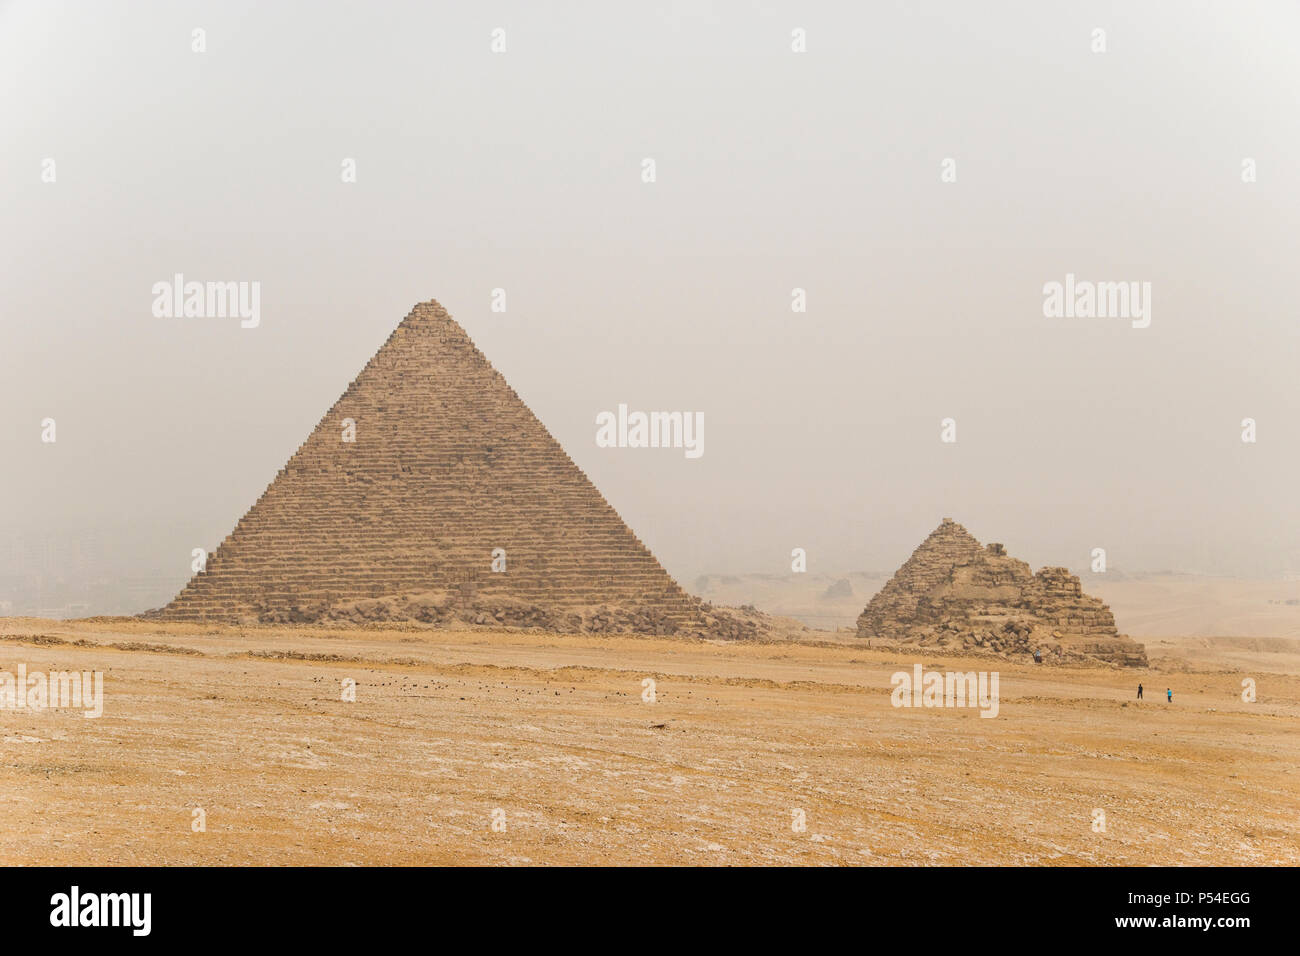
[857,519,1147,666]
[855,518,985,636]
[155,300,707,633]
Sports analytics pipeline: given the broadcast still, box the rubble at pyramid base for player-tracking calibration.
[146,589,768,640]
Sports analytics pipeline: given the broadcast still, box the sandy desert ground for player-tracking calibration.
[1,616,1297,866]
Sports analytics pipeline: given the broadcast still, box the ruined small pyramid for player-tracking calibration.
[857,519,1147,666]
[155,300,703,633]
[856,518,985,637]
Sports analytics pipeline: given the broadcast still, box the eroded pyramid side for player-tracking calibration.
[856,518,984,638]
[857,519,1147,665]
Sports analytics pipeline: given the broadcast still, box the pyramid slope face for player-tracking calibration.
[857,519,1146,666]
[855,518,984,637]
[157,300,699,631]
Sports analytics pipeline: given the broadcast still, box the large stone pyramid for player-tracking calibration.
[155,300,708,633]
[857,519,1147,666]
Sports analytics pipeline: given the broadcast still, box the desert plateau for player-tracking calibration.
[1,615,1295,866]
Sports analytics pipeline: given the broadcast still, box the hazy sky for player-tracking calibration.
[3,1,1300,614]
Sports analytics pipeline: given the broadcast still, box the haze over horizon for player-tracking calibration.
[4,1,1300,615]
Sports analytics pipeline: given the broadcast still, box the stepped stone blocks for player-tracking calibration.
[152,300,748,636]
[857,519,1147,666]
[855,518,985,637]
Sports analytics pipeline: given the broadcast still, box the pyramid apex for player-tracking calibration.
[393,298,472,340]
[399,298,452,323]
[931,517,971,537]
[921,517,979,546]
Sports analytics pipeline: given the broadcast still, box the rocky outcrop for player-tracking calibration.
[857,519,1147,666]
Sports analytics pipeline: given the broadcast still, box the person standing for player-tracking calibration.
[1166,687,1172,703]
[1138,683,1143,700]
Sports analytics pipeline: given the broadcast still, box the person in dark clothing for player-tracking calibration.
[1137,683,1143,700]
